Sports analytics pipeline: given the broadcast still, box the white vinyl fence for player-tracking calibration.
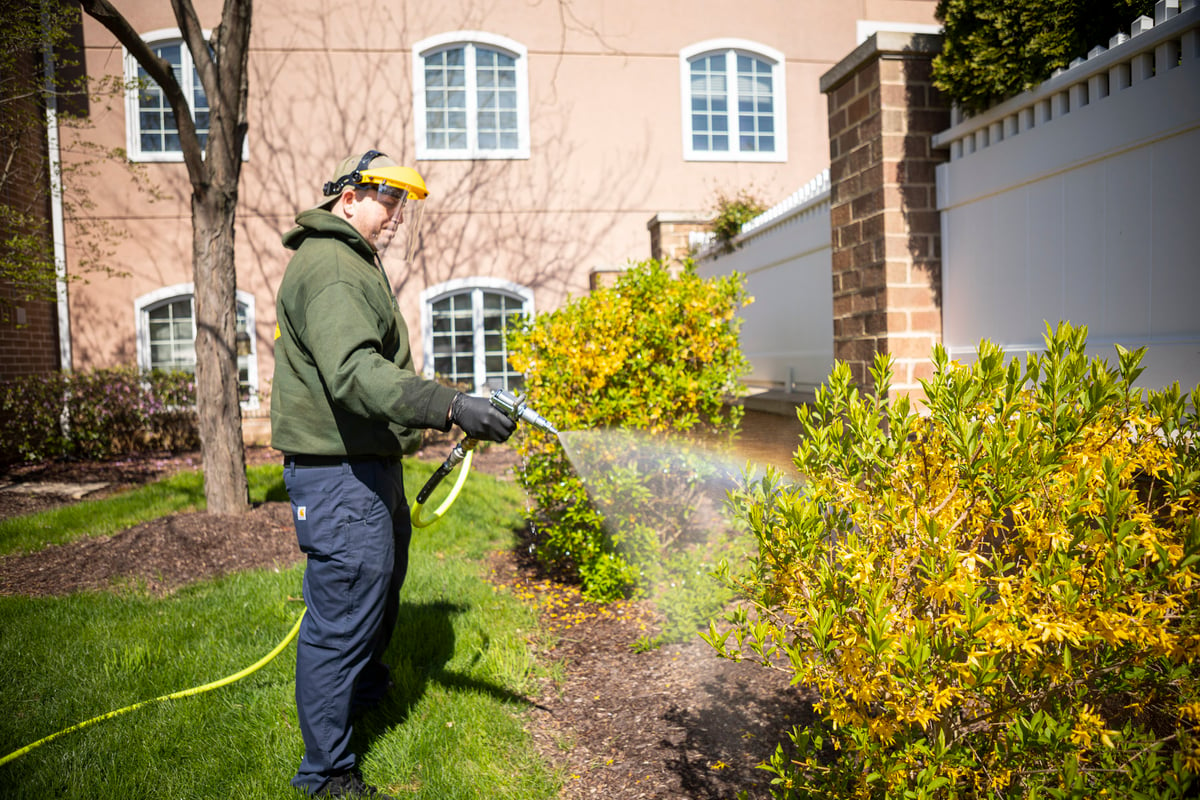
[697,1,1199,400]
[933,1,1200,390]
[694,170,833,394]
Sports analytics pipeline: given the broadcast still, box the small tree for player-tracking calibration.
[80,0,252,513]
[934,0,1157,114]
[711,323,1200,798]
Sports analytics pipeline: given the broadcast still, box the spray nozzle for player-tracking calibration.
[412,388,557,529]
[489,389,558,436]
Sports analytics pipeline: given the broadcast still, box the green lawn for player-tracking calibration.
[0,464,288,557]
[0,459,560,799]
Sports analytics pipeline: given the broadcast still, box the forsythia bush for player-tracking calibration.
[711,323,1200,798]
[507,258,750,600]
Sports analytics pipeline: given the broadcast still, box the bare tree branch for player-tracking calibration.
[78,0,204,183]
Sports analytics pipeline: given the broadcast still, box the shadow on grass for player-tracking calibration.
[350,600,542,752]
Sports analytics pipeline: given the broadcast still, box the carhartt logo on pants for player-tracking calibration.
[297,506,307,520]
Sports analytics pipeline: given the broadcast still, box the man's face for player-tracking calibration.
[345,187,404,250]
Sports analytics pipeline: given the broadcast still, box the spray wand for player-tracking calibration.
[411,389,557,528]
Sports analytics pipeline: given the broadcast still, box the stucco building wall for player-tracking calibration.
[61,0,939,404]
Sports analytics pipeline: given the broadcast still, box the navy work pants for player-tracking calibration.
[284,458,411,794]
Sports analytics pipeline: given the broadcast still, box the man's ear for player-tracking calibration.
[330,188,359,220]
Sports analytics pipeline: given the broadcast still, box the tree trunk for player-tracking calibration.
[79,0,253,514]
[193,187,248,514]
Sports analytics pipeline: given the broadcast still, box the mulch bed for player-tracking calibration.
[0,444,812,799]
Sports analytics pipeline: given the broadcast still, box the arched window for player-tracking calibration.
[413,32,530,160]
[420,278,534,393]
[680,39,787,162]
[135,284,259,406]
[123,29,211,161]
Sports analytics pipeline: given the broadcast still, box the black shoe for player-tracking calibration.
[314,771,396,799]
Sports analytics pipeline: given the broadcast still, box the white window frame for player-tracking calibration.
[419,277,535,394]
[680,39,787,163]
[123,28,249,163]
[413,31,531,161]
[135,283,260,409]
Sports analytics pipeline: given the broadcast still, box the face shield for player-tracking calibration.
[357,165,428,264]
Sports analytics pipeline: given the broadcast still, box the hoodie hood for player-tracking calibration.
[282,208,376,261]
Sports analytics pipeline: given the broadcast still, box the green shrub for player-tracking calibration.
[934,0,1156,115]
[710,189,768,253]
[507,258,750,601]
[0,366,197,463]
[710,323,1200,798]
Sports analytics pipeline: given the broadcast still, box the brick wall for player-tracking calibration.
[0,285,60,381]
[0,48,61,382]
[820,33,948,400]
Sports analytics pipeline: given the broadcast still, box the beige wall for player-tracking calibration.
[63,0,938,398]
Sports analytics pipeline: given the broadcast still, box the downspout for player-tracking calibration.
[41,3,71,372]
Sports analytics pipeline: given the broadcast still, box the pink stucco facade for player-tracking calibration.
[61,0,938,407]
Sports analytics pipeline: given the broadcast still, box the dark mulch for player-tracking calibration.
[0,443,811,799]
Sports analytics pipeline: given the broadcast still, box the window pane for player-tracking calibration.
[429,289,527,392]
[146,297,196,373]
[734,53,775,154]
[430,292,474,386]
[474,46,519,152]
[688,54,728,153]
[425,48,468,150]
[137,58,171,153]
[135,41,212,156]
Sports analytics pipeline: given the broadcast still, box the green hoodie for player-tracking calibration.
[270,209,457,457]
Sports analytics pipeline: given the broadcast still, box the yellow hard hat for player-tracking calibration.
[316,150,429,208]
[358,165,428,200]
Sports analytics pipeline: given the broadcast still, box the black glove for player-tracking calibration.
[449,393,517,443]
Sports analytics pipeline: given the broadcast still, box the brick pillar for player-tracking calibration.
[820,32,948,401]
[646,212,713,265]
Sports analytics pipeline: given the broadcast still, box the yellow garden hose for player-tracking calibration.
[3,391,557,769]
[411,448,473,528]
[0,610,305,768]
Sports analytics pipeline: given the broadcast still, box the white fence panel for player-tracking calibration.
[695,170,833,393]
[934,2,1200,390]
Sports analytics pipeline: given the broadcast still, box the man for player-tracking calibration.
[271,150,516,798]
